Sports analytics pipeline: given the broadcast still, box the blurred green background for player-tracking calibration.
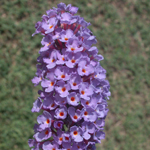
[0,0,150,150]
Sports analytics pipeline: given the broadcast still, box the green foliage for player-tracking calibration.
[0,0,149,150]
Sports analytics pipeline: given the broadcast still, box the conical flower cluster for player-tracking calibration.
[29,3,110,150]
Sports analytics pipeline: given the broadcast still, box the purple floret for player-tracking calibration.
[41,72,56,93]
[70,126,83,142]
[43,141,59,150]
[65,52,81,68]
[54,66,71,81]
[40,35,54,52]
[79,82,93,100]
[31,98,43,113]
[55,106,67,119]
[55,80,70,97]
[67,92,80,106]
[60,29,74,42]
[66,39,83,53]
[43,50,57,69]
[42,17,58,34]
[33,128,52,142]
[37,111,52,130]
[68,107,81,122]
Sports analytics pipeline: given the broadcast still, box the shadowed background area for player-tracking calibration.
[0,0,150,150]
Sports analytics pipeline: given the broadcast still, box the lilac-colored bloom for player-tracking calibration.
[68,107,81,122]
[55,80,70,97]
[72,141,86,150]
[56,49,66,65]
[67,92,80,106]
[31,76,42,86]
[81,94,98,109]
[43,96,57,110]
[62,142,72,150]
[31,98,42,112]
[82,122,95,134]
[66,39,83,53]
[53,27,63,40]
[60,29,74,42]
[43,141,59,150]
[94,65,106,80]
[53,130,64,145]
[81,107,97,122]
[93,131,105,143]
[55,106,67,119]
[95,104,106,118]
[42,17,58,34]
[32,21,42,36]
[37,111,52,130]
[33,128,51,142]
[54,93,67,106]
[32,69,44,86]
[62,132,71,143]
[77,58,94,76]
[41,72,56,92]
[79,82,93,100]
[55,66,70,81]
[43,50,57,69]
[60,12,72,24]
[68,5,78,15]
[94,118,105,129]
[57,3,67,12]
[69,73,81,90]
[40,35,54,52]
[65,52,81,68]
[28,139,42,150]
[53,120,64,129]
[70,126,83,142]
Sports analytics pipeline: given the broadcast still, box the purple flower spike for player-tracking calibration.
[29,3,110,149]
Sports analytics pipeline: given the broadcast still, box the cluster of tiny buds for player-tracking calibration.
[28,2,110,150]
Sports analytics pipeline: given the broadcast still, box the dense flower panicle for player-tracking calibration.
[29,2,110,150]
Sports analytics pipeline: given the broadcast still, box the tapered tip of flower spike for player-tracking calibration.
[29,2,110,150]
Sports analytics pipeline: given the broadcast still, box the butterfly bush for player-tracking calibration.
[29,3,111,150]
